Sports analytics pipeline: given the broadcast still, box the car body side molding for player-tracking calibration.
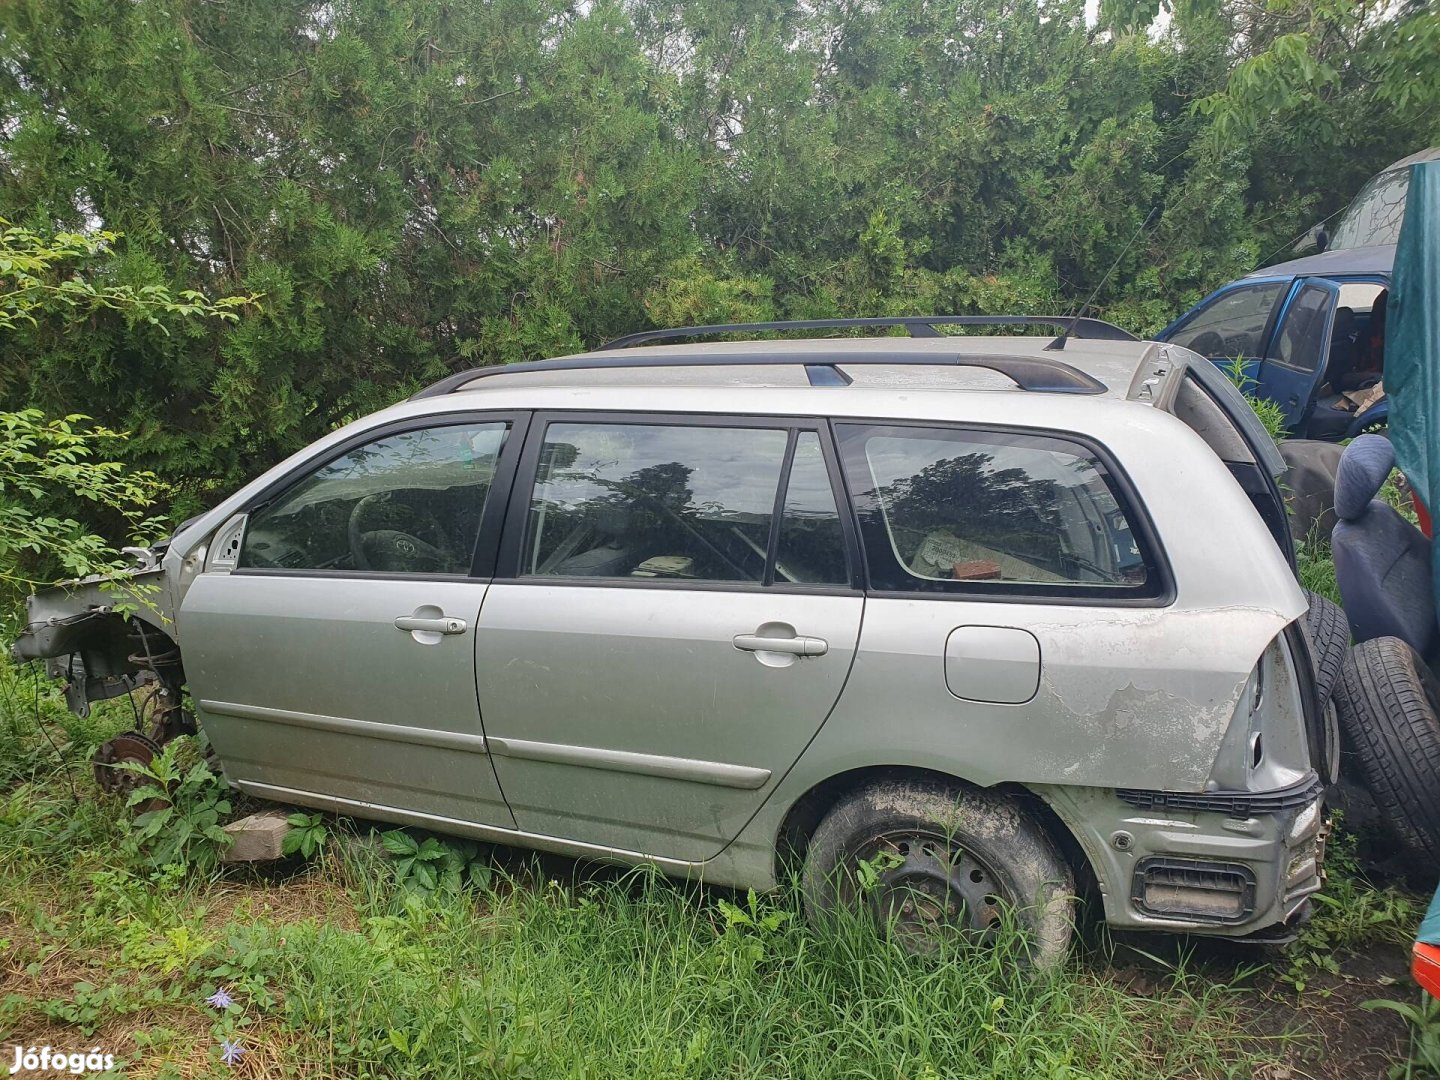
[200,699,773,791]
[199,699,492,755]
[484,736,773,790]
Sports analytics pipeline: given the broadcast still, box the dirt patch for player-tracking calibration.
[1248,944,1413,1080]
[199,867,360,933]
[1106,933,1414,1079]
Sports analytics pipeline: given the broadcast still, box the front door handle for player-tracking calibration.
[733,633,828,657]
[395,615,467,635]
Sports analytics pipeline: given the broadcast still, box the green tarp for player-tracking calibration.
[1421,879,1440,947]
[1387,160,1440,601]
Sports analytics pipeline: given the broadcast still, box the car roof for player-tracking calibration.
[1383,146,1440,172]
[400,328,1287,480]
[440,335,1163,400]
[1247,243,1395,280]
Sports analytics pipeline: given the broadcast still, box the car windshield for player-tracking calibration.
[1330,167,1411,249]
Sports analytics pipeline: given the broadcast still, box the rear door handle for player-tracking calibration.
[732,633,828,657]
[394,615,467,635]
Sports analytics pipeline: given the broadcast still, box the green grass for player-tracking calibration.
[0,661,1412,1079]
[1298,538,1342,606]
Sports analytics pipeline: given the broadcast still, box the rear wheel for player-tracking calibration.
[1333,637,1440,862]
[801,781,1074,967]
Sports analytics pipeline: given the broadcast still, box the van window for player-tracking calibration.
[836,424,1158,597]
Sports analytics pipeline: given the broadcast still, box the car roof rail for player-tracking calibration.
[411,349,1111,399]
[595,315,1137,350]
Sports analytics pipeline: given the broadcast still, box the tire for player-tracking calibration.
[1333,637,1440,862]
[1302,589,1350,706]
[801,781,1074,968]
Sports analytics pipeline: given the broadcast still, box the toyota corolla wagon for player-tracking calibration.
[13,316,1328,965]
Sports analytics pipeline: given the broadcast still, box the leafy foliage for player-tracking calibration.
[118,735,234,872]
[282,812,329,860]
[0,216,255,626]
[0,0,1434,528]
[0,409,165,622]
[0,218,254,334]
[380,830,493,894]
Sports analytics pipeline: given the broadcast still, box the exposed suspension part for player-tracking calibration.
[90,620,194,803]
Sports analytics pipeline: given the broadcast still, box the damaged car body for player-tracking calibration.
[12,317,1328,962]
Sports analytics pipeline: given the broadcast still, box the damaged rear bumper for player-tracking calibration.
[1038,775,1325,937]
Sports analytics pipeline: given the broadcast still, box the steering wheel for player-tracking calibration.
[1187,331,1226,358]
[347,494,453,572]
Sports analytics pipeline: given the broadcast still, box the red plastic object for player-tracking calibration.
[1414,942,1440,999]
[1416,491,1433,540]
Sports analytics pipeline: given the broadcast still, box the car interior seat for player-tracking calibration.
[1322,306,1356,389]
[1332,434,1437,658]
[1306,307,1365,438]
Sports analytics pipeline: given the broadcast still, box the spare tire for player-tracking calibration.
[1302,589,1349,706]
[1333,637,1440,862]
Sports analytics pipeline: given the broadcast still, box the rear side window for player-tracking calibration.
[1168,283,1285,359]
[836,424,1160,598]
[523,421,848,586]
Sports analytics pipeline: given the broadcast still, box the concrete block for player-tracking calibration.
[221,810,292,862]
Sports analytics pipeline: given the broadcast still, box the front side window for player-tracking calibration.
[1168,283,1285,359]
[239,422,510,574]
[1266,283,1335,373]
[524,422,848,586]
[837,424,1158,597]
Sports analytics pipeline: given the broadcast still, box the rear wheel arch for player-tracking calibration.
[773,765,1093,895]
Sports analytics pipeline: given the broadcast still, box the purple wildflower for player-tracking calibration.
[219,1039,246,1066]
[206,987,235,1009]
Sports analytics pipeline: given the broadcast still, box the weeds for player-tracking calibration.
[282,811,328,860]
[380,829,493,894]
[1282,824,1417,994]
[117,734,232,871]
[0,660,1415,1077]
[1298,537,1342,605]
[1365,995,1440,1079]
[1222,357,1290,441]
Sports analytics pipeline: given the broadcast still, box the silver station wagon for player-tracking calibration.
[14,317,1328,965]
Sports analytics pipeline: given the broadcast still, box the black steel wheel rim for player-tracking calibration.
[847,829,1015,951]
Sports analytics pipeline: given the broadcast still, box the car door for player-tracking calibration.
[1256,277,1341,433]
[179,412,526,829]
[1159,279,1290,388]
[474,414,864,863]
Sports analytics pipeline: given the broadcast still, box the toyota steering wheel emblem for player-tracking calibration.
[395,538,416,556]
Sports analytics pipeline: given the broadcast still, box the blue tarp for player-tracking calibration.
[1385,161,1440,608]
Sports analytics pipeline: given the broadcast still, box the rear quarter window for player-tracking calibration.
[836,423,1165,600]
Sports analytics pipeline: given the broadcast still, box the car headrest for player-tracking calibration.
[1334,434,1396,521]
